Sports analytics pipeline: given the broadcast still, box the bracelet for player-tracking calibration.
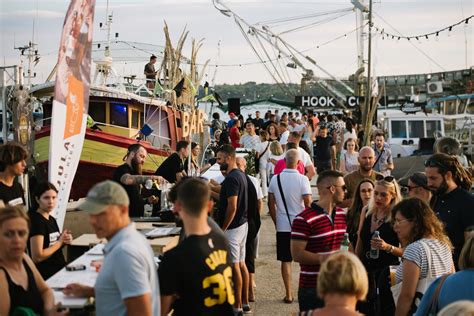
[386,245,394,253]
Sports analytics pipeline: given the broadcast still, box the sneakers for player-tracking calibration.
[243,304,252,314]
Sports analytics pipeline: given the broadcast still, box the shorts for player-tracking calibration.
[276,232,293,262]
[245,235,257,273]
[315,160,331,174]
[225,223,248,263]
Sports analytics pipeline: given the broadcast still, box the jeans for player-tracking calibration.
[298,287,324,312]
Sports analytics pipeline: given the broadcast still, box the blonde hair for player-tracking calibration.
[438,301,474,316]
[0,206,30,228]
[366,179,402,223]
[459,236,474,270]
[317,252,368,300]
[269,141,283,156]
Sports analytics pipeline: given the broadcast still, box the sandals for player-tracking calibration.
[283,297,294,304]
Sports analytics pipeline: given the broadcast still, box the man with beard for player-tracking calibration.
[343,146,382,207]
[290,170,347,312]
[155,140,189,183]
[216,145,251,314]
[425,153,474,268]
[113,143,163,218]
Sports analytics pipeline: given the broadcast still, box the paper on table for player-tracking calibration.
[86,243,105,255]
[53,291,89,308]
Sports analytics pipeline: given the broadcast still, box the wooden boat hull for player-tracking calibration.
[34,126,168,199]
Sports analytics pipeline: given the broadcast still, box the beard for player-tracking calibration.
[434,178,449,196]
[219,162,229,172]
[131,158,143,175]
[360,163,372,172]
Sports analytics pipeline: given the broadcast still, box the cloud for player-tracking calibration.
[0,10,64,19]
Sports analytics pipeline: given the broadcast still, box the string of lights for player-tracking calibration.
[373,15,473,41]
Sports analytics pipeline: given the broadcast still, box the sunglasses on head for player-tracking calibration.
[424,159,447,169]
[375,174,394,182]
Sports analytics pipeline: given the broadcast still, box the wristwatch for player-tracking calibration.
[386,245,394,254]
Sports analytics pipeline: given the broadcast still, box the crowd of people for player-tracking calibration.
[0,105,473,316]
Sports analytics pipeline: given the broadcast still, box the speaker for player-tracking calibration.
[419,138,435,153]
[228,98,241,116]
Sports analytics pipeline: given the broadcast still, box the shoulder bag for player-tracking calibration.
[277,174,293,228]
[391,240,438,313]
[255,142,270,173]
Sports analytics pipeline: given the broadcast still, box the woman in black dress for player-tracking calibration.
[29,182,73,279]
[355,176,404,315]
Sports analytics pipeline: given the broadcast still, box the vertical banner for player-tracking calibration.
[50,0,95,229]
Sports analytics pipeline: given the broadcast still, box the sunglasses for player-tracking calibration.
[424,159,447,169]
[375,174,395,182]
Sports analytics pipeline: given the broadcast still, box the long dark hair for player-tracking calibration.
[348,179,374,236]
[425,153,472,190]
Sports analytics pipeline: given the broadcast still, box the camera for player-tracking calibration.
[207,157,217,165]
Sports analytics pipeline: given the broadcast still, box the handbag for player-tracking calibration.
[426,273,450,316]
[391,240,438,312]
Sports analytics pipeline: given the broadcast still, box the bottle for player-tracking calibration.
[340,233,350,251]
[370,230,380,259]
[339,233,351,251]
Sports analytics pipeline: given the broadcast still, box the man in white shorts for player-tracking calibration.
[216,145,252,314]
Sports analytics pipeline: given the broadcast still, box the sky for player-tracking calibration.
[0,0,472,86]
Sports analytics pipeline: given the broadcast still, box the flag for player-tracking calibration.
[49,0,95,229]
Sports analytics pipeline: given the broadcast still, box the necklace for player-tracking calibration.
[373,212,386,226]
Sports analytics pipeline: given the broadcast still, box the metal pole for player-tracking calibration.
[364,0,373,146]
[1,69,7,142]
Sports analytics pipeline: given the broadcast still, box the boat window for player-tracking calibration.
[391,121,407,138]
[145,106,171,147]
[426,120,441,138]
[110,103,128,127]
[445,100,456,115]
[458,99,467,114]
[88,101,106,123]
[408,120,424,138]
[444,119,456,133]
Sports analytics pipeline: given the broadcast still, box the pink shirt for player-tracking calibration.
[274,159,305,175]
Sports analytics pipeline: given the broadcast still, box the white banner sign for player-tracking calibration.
[50,0,95,229]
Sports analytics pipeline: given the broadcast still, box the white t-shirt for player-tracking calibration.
[297,147,313,167]
[248,175,264,200]
[256,141,271,169]
[279,130,290,145]
[268,169,312,232]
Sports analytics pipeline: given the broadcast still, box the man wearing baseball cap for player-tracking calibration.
[63,181,160,316]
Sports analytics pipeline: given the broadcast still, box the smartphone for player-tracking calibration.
[66,264,86,271]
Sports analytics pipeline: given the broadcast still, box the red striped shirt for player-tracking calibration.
[291,202,347,288]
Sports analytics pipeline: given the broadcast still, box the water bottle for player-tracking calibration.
[340,233,350,251]
[370,230,380,259]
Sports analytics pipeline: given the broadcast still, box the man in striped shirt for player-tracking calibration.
[290,170,348,312]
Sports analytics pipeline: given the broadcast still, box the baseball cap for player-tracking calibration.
[79,180,130,215]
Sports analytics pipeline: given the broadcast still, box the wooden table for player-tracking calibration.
[70,233,179,256]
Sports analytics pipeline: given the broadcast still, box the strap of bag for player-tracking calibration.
[373,146,385,168]
[259,142,270,158]
[277,174,292,228]
[427,274,450,315]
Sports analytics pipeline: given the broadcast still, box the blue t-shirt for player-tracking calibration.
[218,168,248,229]
[95,224,160,316]
[415,270,474,316]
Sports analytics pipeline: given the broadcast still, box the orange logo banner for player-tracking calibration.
[64,75,85,139]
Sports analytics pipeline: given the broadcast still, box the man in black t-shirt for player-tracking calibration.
[425,153,474,268]
[216,145,252,314]
[314,125,336,173]
[159,178,234,316]
[144,55,157,90]
[113,144,163,217]
[251,111,264,132]
[155,140,189,183]
[0,141,27,207]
